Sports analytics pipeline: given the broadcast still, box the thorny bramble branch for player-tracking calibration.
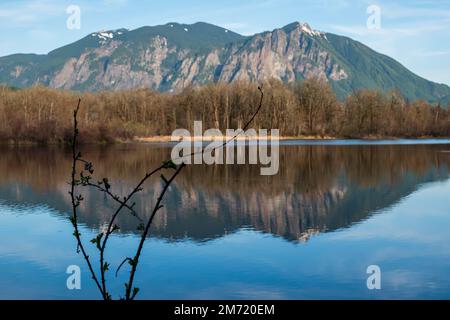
[69,87,264,300]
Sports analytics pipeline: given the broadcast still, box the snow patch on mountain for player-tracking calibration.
[298,22,327,39]
[91,29,128,42]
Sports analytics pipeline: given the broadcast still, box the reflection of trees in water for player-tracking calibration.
[0,144,449,242]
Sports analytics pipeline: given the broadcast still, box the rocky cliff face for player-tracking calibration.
[217,23,347,84]
[44,22,347,92]
[1,21,450,102]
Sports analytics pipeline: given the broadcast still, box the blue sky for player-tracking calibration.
[1,0,450,85]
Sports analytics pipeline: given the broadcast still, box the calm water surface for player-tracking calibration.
[1,140,450,299]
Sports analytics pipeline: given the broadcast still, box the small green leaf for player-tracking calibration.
[132,287,140,299]
[84,162,94,174]
[103,178,111,190]
[162,160,177,170]
[73,231,81,237]
[90,233,104,250]
[128,257,137,267]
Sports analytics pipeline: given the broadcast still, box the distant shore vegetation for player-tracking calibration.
[1,78,449,144]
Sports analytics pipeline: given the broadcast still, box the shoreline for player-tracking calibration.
[132,135,450,143]
[2,136,450,146]
[134,135,335,143]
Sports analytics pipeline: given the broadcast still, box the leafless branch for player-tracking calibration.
[68,86,265,300]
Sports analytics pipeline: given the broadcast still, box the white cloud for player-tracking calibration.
[221,22,248,31]
[0,0,66,25]
[415,50,450,57]
[102,0,129,7]
[379,2,450,19]
[330,19,450,38]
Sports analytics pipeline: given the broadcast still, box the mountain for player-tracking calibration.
[1,21,450,102]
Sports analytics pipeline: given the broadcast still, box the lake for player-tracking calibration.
[1,140,450,299]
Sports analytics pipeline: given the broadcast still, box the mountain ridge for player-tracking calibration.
[1,21,449,103]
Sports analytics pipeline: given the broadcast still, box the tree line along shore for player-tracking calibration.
[1,78,449,144]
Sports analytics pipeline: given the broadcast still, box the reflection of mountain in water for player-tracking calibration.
[0,143,449,242]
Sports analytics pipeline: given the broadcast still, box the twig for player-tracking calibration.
[122,86,264,300]
[124,162,186,300]
[68,86,265,300]
[69,99,107,299]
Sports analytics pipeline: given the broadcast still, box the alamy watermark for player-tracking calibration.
[66,265,81,290]
[367,5,382,30]
[367,265,381,290]
[66,5,81,30]
[170,121,280,176]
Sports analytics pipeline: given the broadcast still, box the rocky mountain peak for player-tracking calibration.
[281,21,327,38]
[1,21,449,103]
